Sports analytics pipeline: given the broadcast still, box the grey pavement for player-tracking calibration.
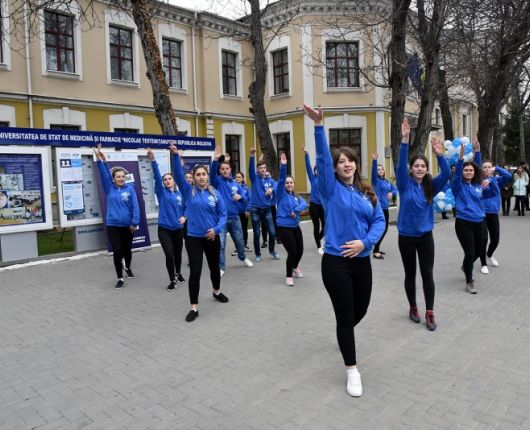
[1,214,530,429]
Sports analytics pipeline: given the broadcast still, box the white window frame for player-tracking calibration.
[266,34,292,98]
[109,113,143,133]
[0,0,11,70]
[269,119,294,168]
[39,1,83,79]
[158,23,188,92]
[105,9,140,87]
[0,104,15,125]
[43,107,86,130]
[221,122,245,176]
[218,37,242,99]
[176,117,191,135]
[321,29,364,93]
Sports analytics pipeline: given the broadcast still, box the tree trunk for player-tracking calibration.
[130,0,178,136]
[493,123,504,165]
[389,0,412,168]
[519,111,526,161]
[437,67,454,141]
[247,0,277,178]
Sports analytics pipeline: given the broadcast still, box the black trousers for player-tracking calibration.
[501,196,511,214]
[277,226,304,277]
[106,226,134,279]
[158,226,184,281]
[185,235,221,305]
[322,254,372,366]
[373,208,389,254]
[455,218,484,283]
[480,213,500,265]
[398,232,435,310]
[309,201,325,248]
[239,212,249,246]
[515,196,526,215]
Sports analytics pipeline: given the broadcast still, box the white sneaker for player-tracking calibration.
[480,266,489,274]
[285,277,294,286]
[293,267,304,278]
[318,247,324,255]
[346,368,362,397]
[220,269,225,277]
[487,256,499,267]
[243,258,254,268]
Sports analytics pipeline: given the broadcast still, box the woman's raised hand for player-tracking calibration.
[280,152,287,165]
[431,138,443,156]
[302,104,323,124]
[146,148,154,161]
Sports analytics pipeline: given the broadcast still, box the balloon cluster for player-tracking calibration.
[444,137,473,166]
[433,189,455,213]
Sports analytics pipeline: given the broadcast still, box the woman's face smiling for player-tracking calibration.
[410,159,427,181]
[335,153,355,183]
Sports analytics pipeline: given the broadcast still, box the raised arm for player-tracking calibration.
[431,138,450,193]
[451,158,464,196]
[210,147,222,187]
[371,152,379,186]
[277,155,288,203]
[396,119,411,193]
[304,151,315,184]
[248,148,257,184]
[473,137,482,166]
[170,145,191,201]
[495,166,512,188]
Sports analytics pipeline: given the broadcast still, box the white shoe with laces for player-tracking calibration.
[318,247,324,255]
[293,267,304,278]
[487,256,499,267]
[220,269,225,277]
[346,367,363,397]
[243,258,254,268]
[480,266,489,274]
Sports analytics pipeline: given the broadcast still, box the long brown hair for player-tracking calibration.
[409,154,434,203]
[463,161,482,185]
[191,165,217,198]
[332,147,377,206]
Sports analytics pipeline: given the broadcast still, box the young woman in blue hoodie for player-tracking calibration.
[396,119,449,331]
[171,144,228,322]
[304,146,325,254]
[304,104,385,398]
[234,171,252,253]
[94,146,140,289]
[452,143,496,294]
[147,149,186,290]
[371,152,398,259]
[276,153,309,286]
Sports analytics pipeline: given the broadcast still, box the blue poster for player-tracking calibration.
[0,154,45,227]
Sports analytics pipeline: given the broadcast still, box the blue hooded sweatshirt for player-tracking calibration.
[97,160,139,227]
[304,153,321,205]
[151,160,184,230]
[237,183,251,213]
[473,152,512,214]
[451,159,497,222]
[371,159,398,210]
[209,160,248,217]
[396,143,450,237]
[172,154,227,238]
[276,163,309,228]
[248,155,277,208]
[314,126,385,257]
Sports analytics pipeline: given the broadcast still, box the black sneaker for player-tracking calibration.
[125,268,134,278]
[261,241,268,248]
[213,292,229,303]
[185,310,199,322]
[231,250,237,256]
[115,279,125,289]
[167,281,176,290]
[176,273,185,283]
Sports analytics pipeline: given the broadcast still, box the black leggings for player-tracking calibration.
[480,213,500,265]
[277,226,304,277]
[158,226,184,281]
[373,208,389,254]
[106,226,133,279]
[398,232,435,310]
[239,212,249,246]
[309,201,325,248]
[455,218,484,283]
[185,235,221,305]
[322,254,372,366]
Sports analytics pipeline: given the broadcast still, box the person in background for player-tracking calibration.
[94,145,139,289]
[371,152,398,259]
[501,164,513,216]
[233,171,252,254]
[513,166,529,216]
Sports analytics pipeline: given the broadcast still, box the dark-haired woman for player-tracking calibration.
[94,145,139,289]
[276,153,308,286]
[396,119,449,331]
[304,104,385,398]
[147,149,186,290]
[371,152,398,259]
[452,144,496,294]
[234,171,252,253]
[171,144,228,322]
[304,146,325,254]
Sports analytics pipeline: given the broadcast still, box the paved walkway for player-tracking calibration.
[1,214,529,429]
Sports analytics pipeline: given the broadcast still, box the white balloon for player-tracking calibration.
[437,201,445,209]
[445,204,453,211]
[464,153,473,162]
[461,136,470,145]
[443,140,452,149]
[436,191,446,199]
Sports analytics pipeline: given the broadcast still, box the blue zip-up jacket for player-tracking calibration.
[371,159,397,210]
[451,159,496,222]
[304,153,321,205]
[396,143,450,237]
[97,160,139,227]
[483,167,512,214]
[237,183,251,213]
[276,163,309,228]
[248,155,277,208]
[172,154,227,237]
[315,126,385,257]
[209,160,248,217]
[151,160,184,230]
